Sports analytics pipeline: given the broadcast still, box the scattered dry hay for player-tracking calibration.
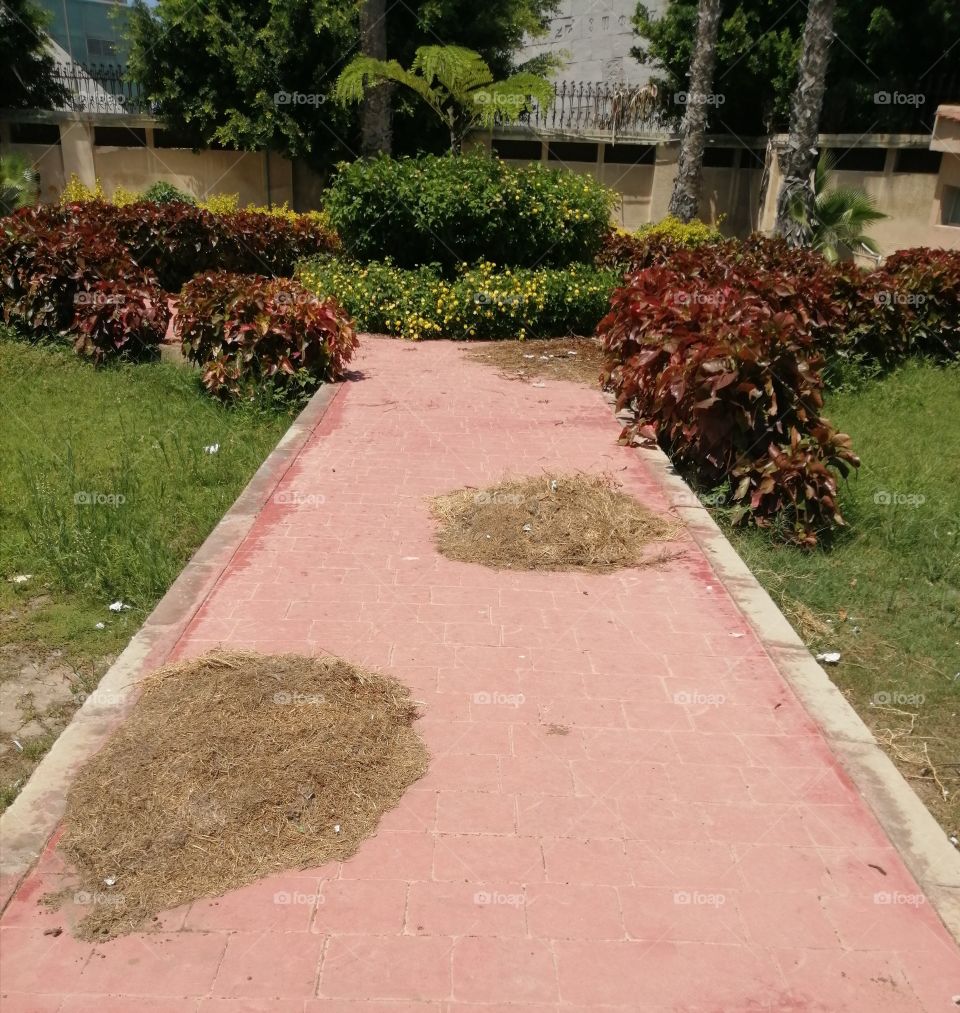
[431,473,678,573]
[464,337,604,386]
[52,650,428,940]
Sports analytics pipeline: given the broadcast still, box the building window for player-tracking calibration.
[893,148,942,174]
[701,147,737,168]
[827,147,886,172]
[86,37,118,63]
[94,126,147,147]
[491,139,542,161]
[547,141,599,163]
[603,143,655,165]
[11,122,61,145]
[942,186,960,227]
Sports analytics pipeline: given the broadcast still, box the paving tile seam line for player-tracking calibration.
[626,400,960,945]
[0,381,346,908]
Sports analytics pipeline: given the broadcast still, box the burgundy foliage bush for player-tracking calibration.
[71,280,171,363]
[176,271,358,401]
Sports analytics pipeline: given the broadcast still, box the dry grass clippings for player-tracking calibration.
[431,473,678,573]
[464,337,604,386]
[50,650,428,940]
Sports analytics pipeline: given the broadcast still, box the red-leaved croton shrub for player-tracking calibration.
[599,262,859,545]
[71,280,170,363]
[0,206,157,337]
[176,272,358,401]
[878,247,960,360]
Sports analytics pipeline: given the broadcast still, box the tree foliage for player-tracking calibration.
[0,0,69,109]
[633,0,960,135]
[125,0,559,166]
[335,46,554,152]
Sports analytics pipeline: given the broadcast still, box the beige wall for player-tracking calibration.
[484,129,960,255]
[1,115,319,209]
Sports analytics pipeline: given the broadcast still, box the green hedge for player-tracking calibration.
[298,256,619,340]
[323,154,618,272]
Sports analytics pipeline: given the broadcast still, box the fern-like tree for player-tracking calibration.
[793,153,886,263]
[334,45,554,154]
[0,155,40,216]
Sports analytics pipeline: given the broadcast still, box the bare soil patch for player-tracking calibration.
[51,650,428,940]
[431,473,678,573]
[463,337,604,386]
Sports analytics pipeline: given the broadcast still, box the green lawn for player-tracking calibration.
[0,332,293,808]
[725,360,959,839]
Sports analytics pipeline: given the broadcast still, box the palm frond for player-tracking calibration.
[469,73,555,127]
[334,56,437,113]
[411,45,492,95]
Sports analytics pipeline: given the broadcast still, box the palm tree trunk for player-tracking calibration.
[667,0,722,223]
[773,0,837,245]
[359,0,392,156]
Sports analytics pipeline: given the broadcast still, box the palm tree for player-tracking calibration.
[0,154,39,216]
[774,0,837,245]
[668,0,723,223]
[793,153,886,262]
[335,45,554,154]
[359,0,392,155]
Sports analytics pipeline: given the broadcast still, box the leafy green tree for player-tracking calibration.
[126,0,359,167]
[1,154,40,215]
[632,0,960,135]
[335,45,554,153]
[0,0,69,109]
[125,0,559,166]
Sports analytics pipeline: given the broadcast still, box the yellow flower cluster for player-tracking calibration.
[59,174,106,205]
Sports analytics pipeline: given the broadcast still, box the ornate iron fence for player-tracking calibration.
[507,80,676,138]
[50,63,151,115]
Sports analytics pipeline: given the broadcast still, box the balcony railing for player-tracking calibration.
[50,63,151,115]
[503,80,677,139]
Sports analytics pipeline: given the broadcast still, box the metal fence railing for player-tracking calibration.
[49,63,151,115]
[506,80,676,139]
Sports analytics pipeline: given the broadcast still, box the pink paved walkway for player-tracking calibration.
[2,337,959,1011]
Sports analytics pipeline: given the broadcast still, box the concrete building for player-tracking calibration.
[517,0,667,86]
[36,0,132,66]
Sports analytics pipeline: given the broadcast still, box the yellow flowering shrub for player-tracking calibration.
[298,257,618,341]
[634,215,723,247]
[60,174,106,205]
[198,193,240,214]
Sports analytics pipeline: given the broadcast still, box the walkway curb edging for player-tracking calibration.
[0,382,344,911]
[636,436,960,944]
